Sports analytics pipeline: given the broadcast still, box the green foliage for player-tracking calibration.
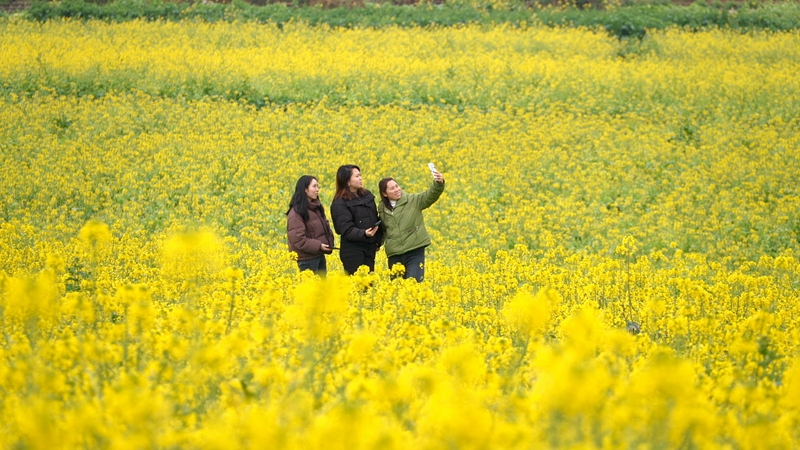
[537,2,800,38]
[27,0,184,21]
[21,0,800,38]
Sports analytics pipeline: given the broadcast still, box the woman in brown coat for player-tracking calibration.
[286,175,335,275]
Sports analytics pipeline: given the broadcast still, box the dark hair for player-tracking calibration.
[286,175,319,221]
[333,165,365,200]
[378,177,396,211]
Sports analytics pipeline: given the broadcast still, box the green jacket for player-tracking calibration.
[379,180,445,257]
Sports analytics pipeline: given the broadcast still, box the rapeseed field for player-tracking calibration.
[1,17,800,448]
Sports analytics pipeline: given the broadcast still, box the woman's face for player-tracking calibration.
[305,178,319,200]
[347,169,363,192]
[383,180,402,201]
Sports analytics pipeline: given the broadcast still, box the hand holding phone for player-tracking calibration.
[429,162,444,184]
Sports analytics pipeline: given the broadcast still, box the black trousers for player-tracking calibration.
[340,246,376,275]
[388,246,426,282]
[297,255,327,275]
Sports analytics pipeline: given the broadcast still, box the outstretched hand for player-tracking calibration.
[433,171,444,184]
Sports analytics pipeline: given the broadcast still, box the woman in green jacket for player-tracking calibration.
[377,168,445,282]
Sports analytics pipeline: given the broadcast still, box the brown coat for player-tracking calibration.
[287,199,335,261]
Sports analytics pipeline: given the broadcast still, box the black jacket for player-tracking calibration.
[330,190,383,250]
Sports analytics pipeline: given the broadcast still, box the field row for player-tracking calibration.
[2,222,800,448]
[2,93,799,268]
[2,19,799,114]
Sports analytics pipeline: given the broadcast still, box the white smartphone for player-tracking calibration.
[428,162,437,176]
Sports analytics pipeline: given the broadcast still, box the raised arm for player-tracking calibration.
[418,173,445,210]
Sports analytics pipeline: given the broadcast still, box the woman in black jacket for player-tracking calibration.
[330,165,382,275]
